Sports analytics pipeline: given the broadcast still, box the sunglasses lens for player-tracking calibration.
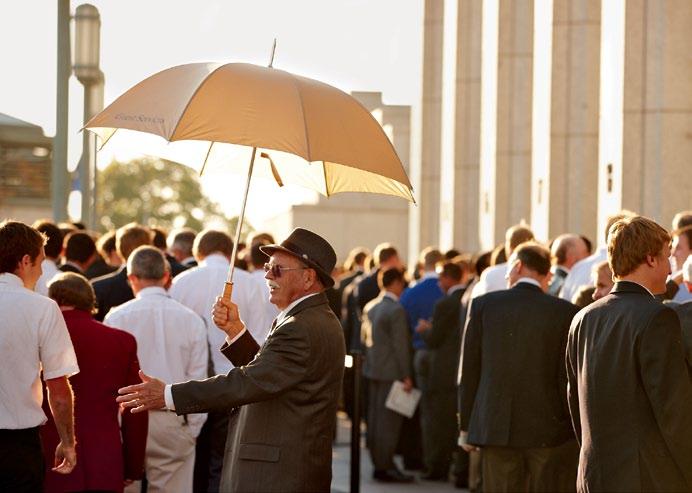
[264,263,282,278]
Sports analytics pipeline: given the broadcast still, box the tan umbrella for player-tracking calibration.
[85,59,414,298]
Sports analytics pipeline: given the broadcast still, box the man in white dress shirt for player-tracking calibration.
[0,221,79,490]
[105,246,207,493]
[560,211,633,302]
[247,242,280,337]
[168,229,265,492]
[33,220,64,296]
[471,224,534,299]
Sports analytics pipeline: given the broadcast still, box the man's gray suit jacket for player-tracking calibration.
[171,293,346,493]
[361,294,412,382]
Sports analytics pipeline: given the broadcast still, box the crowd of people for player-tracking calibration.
[0,208,691,492]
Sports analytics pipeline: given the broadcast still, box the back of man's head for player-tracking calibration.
[378,267,405,290]
[116,223,152,262]
[419,247,444,271]
[247,231,275,246]
[150,227,168,251]
[344,247,370,272]
[0,220,46,274]
[551,234,586,268]
[64,232,96,264]
[608,215,670,278]
[513,242,552,276]
[48,272,96,312]
[97,230,118,260]
[505,224,535,256]
[249,242,269,268]
[672,211,692,231]
[374,243,399,268]
[127,245,169,280]
[194,229,233,260]
[437,261,463,283]
[33,220,63,260]
[167,228,196,258]
[604,210,636,244]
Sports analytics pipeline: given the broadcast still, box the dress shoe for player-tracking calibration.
[421,471,448,481]
[372,469,415,483]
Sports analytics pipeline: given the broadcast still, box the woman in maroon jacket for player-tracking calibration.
[42,272,147,492]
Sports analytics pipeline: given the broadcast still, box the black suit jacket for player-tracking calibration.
[567,281,692,492]
[459,282,578,448]
[92,267,133,321]
[58,263,83,274]
[171,293,345,493]
[422,286,465,392]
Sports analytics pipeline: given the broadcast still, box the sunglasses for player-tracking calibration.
[263,263,310,278]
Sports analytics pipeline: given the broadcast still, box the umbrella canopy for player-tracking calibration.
[86,62,414,202]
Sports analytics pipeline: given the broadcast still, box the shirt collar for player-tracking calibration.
[515,277,542,289]
[448,283,467,295]
[0,272,25,289]
[277,292,320,322]
[421,271,438,280]
[383,291,399,302]
[135,286,169,298]
[200,253,229,266]
[551,265,570,275]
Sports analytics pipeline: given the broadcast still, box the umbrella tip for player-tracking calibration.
[268,39,277,68]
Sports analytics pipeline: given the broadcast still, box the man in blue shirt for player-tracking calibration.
[399,247,444,477]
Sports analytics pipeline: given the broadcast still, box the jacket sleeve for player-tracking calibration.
[120,337,148,481]
[220,330,261,367]
[391,306,413,380]
[458,297,482,432]
[171,319,309,414]
[422,297,458,349]
[566,317,581,446]
[638,307,692,485]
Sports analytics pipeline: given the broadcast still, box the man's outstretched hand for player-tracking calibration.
[117,370,167,413]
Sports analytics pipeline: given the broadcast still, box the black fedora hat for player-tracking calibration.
[260,228,336,288]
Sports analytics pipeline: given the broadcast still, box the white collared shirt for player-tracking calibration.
[249,268,280,336]
[471,262,509,298]
[560,247,607,301]
[276,292,320,324]
[169,253,267,375]
[383,291,399,302]
[0,273,79,429]
[35,258,59,296]
[105,286,208,434]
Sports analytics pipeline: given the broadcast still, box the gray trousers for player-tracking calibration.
[414,349,433,469]
[367,379,405,471]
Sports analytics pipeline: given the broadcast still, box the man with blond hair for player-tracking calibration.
[567,216,692,492]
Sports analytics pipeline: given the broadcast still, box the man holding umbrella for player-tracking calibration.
[117,228,346,492]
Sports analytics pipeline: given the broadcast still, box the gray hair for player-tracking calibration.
[127,245,170,280]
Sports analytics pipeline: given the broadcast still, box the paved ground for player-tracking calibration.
[331,413,467,493]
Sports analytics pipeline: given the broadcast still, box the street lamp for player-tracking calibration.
[74,4,104,229]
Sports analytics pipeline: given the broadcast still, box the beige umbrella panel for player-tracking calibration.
[87,62,414,202]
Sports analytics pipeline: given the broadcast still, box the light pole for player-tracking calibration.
[74,4,104,229]
[52,0,70,222]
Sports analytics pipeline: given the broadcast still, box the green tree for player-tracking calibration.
[96,157,245,234]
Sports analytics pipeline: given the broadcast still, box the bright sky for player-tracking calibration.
[1,1,423,227]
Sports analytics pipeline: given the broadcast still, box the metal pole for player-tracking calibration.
[223,147,257,300]
[80,82,93,227]
[350,349,362,493]
[52,0,70,222]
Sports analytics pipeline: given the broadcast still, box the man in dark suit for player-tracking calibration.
[59,231,97,275]
[92,223,151,321]
[459,242,579,492]
[417,259,472,482]
[116,228,345,493]
[42,272,148,492]
[567,216,692,492]
[362,267,414,483]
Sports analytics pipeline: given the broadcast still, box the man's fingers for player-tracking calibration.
[139,370,151,382]
[118,382,147,395]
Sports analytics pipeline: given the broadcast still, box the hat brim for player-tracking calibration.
[261,244,335,289]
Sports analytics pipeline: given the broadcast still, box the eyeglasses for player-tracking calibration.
[263,263,310,278]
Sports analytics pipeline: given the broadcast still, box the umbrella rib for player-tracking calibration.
[322,161,330,197]
[168,64,226,142]
[292,77,311,160]
[199,141,215,176]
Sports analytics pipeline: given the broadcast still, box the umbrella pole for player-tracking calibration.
[223,146,258,300]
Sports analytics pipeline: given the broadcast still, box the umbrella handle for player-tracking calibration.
[223,282,234,301]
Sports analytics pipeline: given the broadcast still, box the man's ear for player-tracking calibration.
[645,254,657,268]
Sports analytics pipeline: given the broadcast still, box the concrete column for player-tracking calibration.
[532,0,600,242]
[439,0,482,252]
[619,0,692,225]
[411,0,444,258]
[479,0,534,249]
